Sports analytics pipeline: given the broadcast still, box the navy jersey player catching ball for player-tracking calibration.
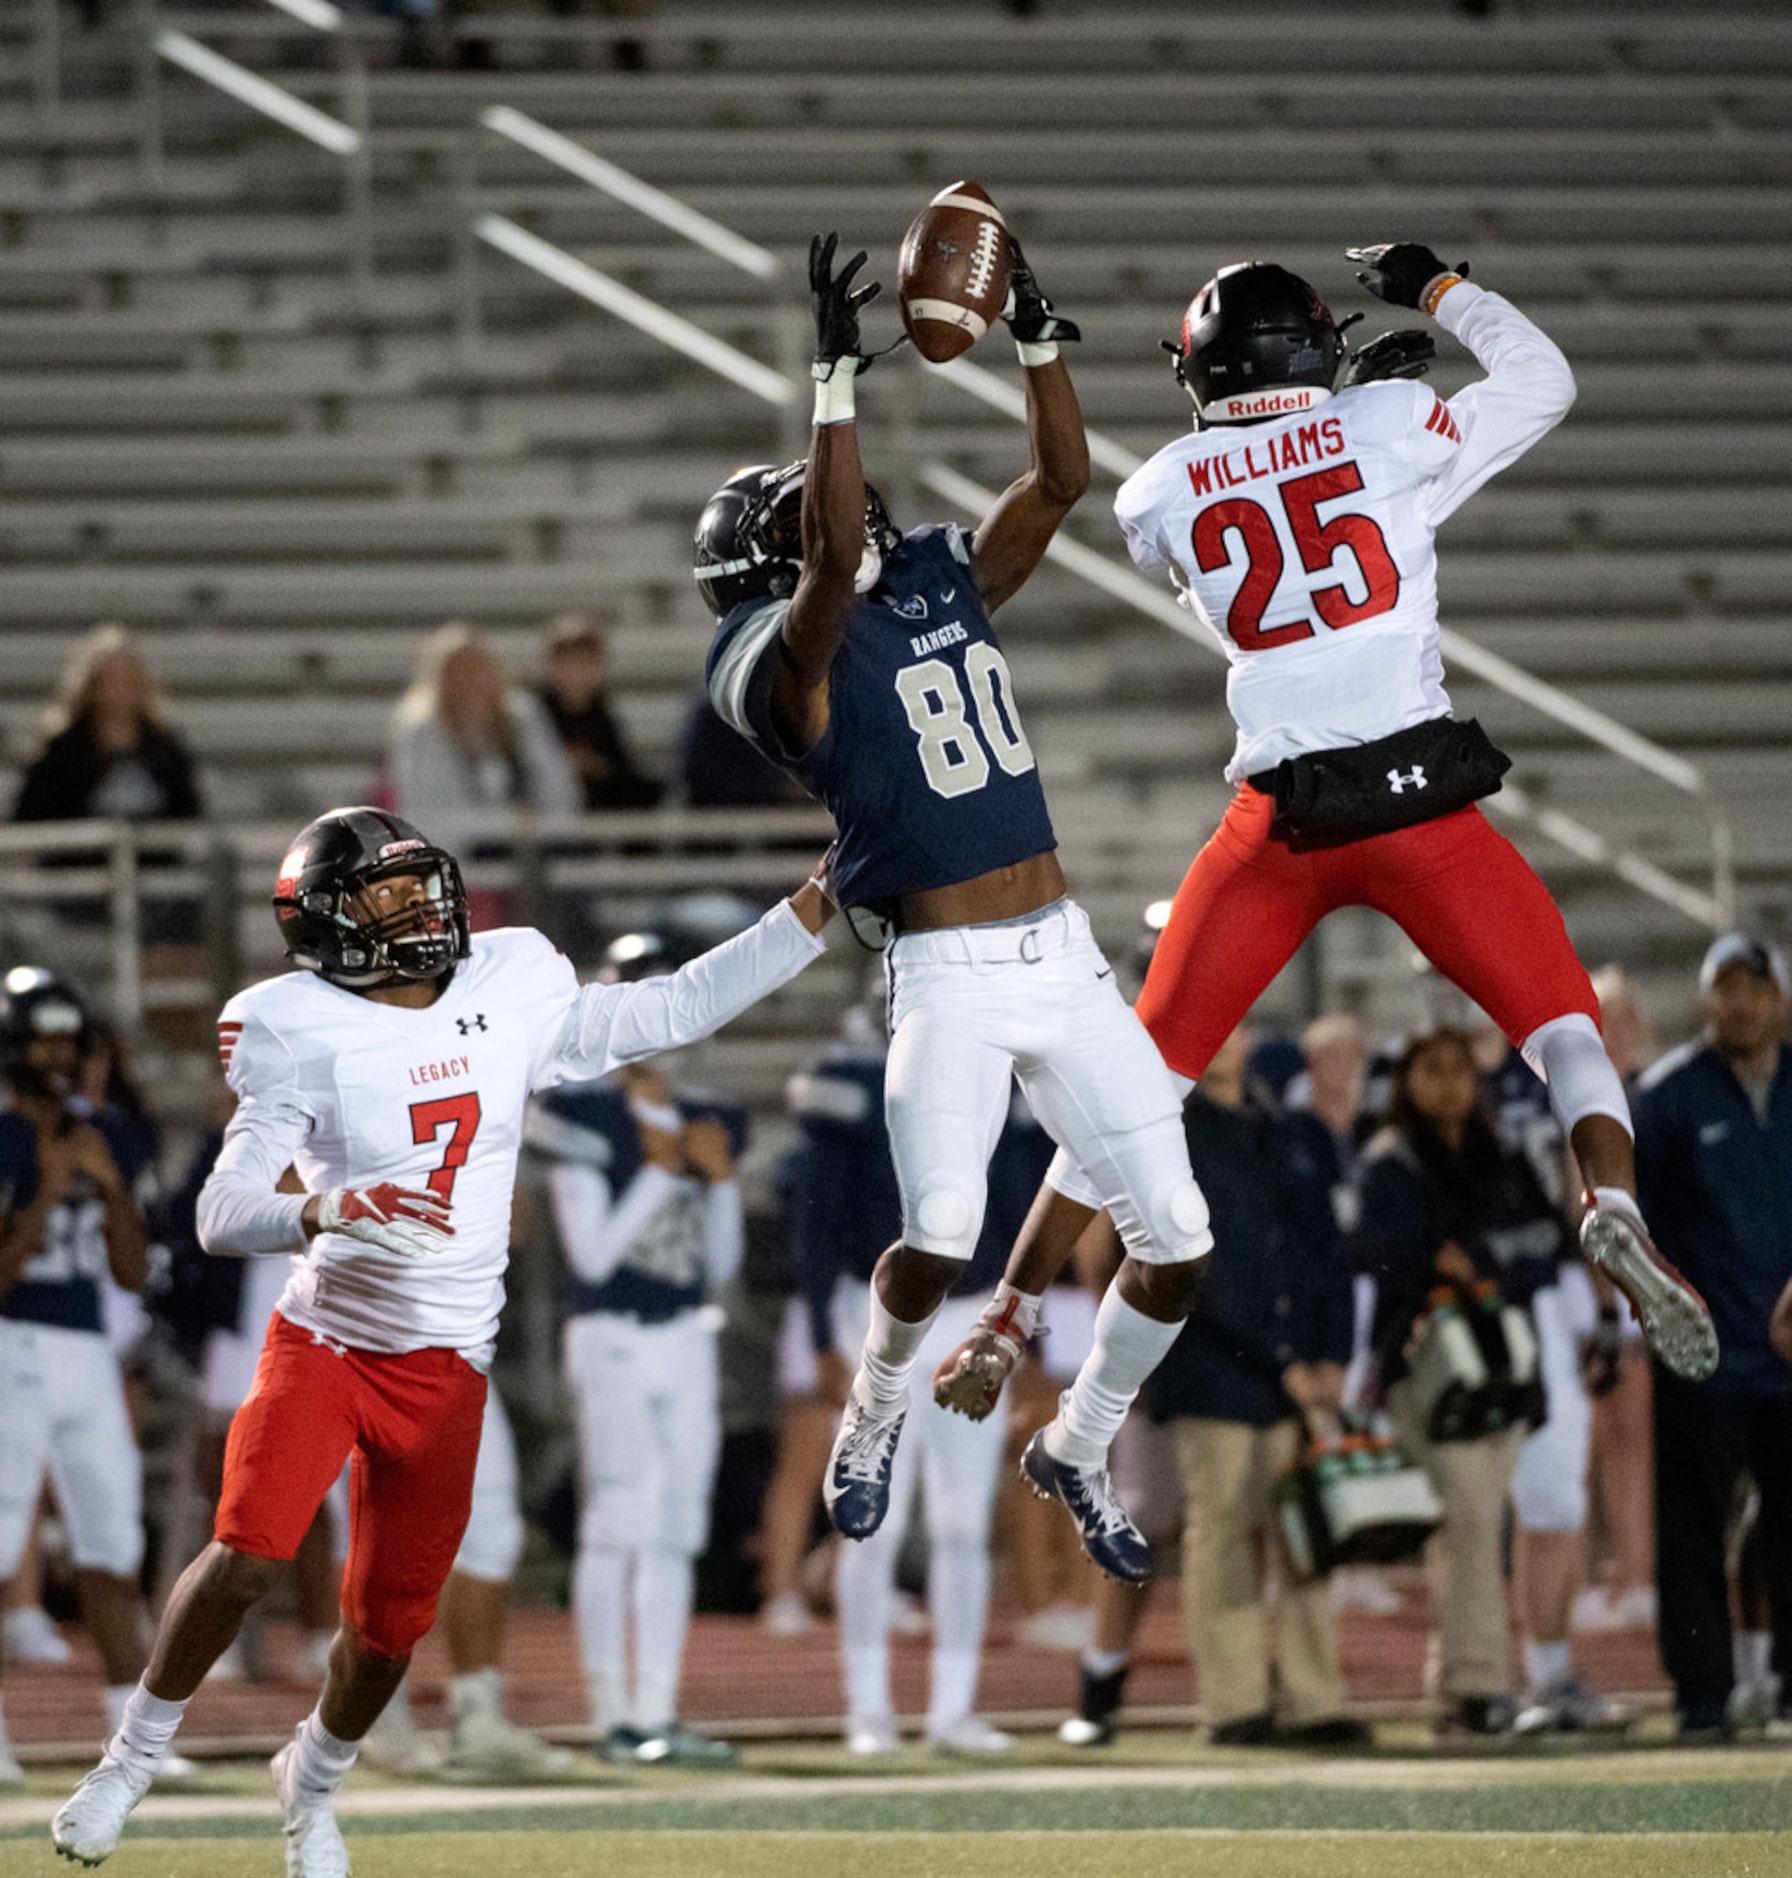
[697,231,1213,1582]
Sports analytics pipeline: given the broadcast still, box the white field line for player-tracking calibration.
[2,1745,1785,1831]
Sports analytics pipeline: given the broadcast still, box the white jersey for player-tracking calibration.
[197,909,823,1367]
[1115,282,1574,782]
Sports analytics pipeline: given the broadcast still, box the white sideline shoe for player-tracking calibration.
[927,1715,1016,1756]
[272,1739,352,1878]
[51,1747,157,1866]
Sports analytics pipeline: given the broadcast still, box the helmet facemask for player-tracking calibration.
[292,857,470,988]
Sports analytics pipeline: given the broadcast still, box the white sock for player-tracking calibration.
[1737,1630,1773,1686]
[1047,1287,1183,1468]
[1591,1185,1645,1225]
[843,1642,892,1727]
[290,1710,357,1798]
[632,1546,693,1732]
[450,1667,504,1726]
[1523,1639,1571,1694]
[574,1543,632,1730]
[835,1529,895,1721]
[111,1681,189,1766]
[927,1537,990,1728]
[857,1288,941,1416]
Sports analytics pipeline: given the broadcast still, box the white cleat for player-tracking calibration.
[272,1740,352,1878]
[443,1709,575,1781]
[51,1749,157,1866]
[1580,1206,1719,1381]
[844,1717,899,1757]
[926,1714,1016,1757]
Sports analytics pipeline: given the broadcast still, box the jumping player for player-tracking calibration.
[932,241,1717,1420]
[696,231,1213,1585]
[52,807,831,1872]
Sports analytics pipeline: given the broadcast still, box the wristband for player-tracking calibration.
[1420,273,1464,318]
[1016,338,1059,369]
[811,364,857,426]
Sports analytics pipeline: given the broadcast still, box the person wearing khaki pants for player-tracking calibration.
[1176,1414,1350,1737]
[1384,1386,1525,1711]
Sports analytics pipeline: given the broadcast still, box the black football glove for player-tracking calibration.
[1344,328,1437,387]
[1003,236,1080,346]
[1345,242,1469,311]
[809,231,881,380]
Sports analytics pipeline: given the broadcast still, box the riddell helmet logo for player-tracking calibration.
[1205,385,1333,421]
[378,838,427,860]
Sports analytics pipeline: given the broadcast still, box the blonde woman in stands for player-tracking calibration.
[388,623,580,863]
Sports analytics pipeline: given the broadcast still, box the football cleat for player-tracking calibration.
[271,1739,351,1878]
[632,1723,738,1769]
[443,1710,574,1781]
[1018,1430,1153,1584]
[597,1725,649,1766]
[932,1319,1025,1421]
[1513,1678,1633,1737]
[845,1717,899,1757]
[1580,1206,1718,1381]
[52,1748,158,1866]
[926,1715,1015,1757]
[824,1394,906,1540]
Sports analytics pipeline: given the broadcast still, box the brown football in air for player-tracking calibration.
[898,180,1011,363]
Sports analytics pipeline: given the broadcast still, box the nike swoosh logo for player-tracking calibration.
[942,587,956,602]
[1095,967,1113,981]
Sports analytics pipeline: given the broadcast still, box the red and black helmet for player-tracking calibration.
[1166,263,1346,426]
[272,807,470,988]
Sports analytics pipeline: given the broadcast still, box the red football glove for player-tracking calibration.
[319,1183,453,1260]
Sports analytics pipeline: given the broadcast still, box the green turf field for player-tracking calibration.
[5,1732,1790,1877]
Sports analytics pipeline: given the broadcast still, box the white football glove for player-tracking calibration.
[318,1183,453,1260]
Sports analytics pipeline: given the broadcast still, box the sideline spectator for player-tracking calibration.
[1639,935,1792,1743]
[389,623,579,857]
[539,614,663,812]
[1351,1027,1559,1742]
[12,626,202,833]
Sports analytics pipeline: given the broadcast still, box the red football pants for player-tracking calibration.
[1136,788,1600,1080]
[215,1312,487,1657]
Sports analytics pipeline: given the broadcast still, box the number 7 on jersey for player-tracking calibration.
[410,1093,482,1203]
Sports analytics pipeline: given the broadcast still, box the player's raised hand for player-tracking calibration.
[1002,236,1080,348]
[809,232,882,380]
[1345,242,1468,312]
[319,1182,453,1259]
[1344,328,1437,387]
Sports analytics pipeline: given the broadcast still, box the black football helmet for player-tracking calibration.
[1165,263,1346,426]
[272,807,470,989]
[693,459,901,617]
[0,965,88,1093]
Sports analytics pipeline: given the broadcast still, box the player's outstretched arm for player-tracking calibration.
[774,233,878,756]
[970,237,1089,613]
[554,858,834,1080]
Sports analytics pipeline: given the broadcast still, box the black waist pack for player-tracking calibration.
[1251,715,1511,849]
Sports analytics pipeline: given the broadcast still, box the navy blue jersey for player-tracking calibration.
[0,1103,137,1332]
[532,1078,748,1324]
[1482,1042,1569,1219]
[786,1043,1053,1352]
[706,524,1057,911]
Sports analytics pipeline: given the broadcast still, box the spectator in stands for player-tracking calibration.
[1350,1027,1559,1743]
[538,613,664,812]
[389,626,580,919]
[12,625,202,834]
[1640,935,1792,1743]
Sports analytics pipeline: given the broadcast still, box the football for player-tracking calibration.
[897,180,1012,363]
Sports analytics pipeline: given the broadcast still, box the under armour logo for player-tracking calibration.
[456,1014,488,1036]
[1387,765,1428,795]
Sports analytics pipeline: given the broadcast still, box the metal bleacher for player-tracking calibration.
[1,0,1789,1038]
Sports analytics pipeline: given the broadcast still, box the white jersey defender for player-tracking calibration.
[1116,281,1573,783]
[201,917,823,1368]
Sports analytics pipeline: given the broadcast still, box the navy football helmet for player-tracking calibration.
[693,460,901,617]
[1165,263,1347,426]
[272,807,470,989]
[0,966,88,1095]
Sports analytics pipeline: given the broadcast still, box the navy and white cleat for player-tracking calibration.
[824,1394,906,1540]
[1019,1429,1153,1584]
[1580,1205,1718,1382]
